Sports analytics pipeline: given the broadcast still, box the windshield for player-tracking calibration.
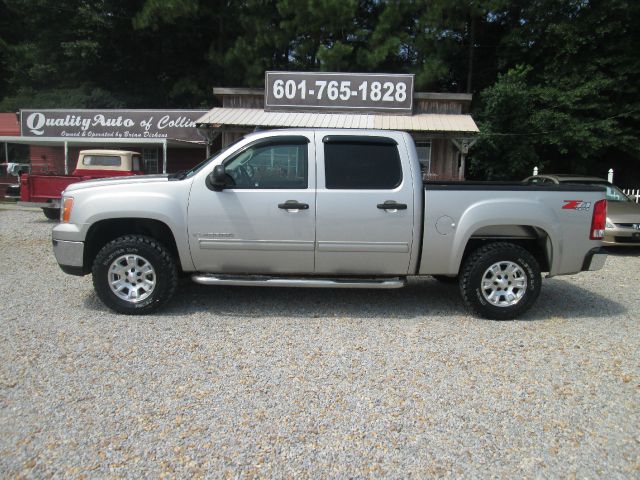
[563,180,630,202]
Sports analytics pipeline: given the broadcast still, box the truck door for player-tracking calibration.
[315,134,415,275]
[187,134,316,274]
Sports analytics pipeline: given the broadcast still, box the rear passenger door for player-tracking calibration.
[314,134,415,275]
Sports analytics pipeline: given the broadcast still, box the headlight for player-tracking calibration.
[62,197,74,223]
[605,217,614,229]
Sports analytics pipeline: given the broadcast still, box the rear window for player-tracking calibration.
[324,142,402,189]
[82,155,122,167]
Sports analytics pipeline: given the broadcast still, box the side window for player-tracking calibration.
[324,141,402,189]
[224,142,308,189]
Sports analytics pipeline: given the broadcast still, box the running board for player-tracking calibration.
[191,274,406,289]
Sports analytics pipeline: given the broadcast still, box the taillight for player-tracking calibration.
[590,199,607,240]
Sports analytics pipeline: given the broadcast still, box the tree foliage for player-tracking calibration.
[0,0,638,182]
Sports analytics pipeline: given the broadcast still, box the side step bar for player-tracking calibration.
[191,274,406,289]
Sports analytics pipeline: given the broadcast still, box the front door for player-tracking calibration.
[188,134,316,274]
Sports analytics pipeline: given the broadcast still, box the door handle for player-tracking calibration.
[377,201,408,210]
[278,200,309,210]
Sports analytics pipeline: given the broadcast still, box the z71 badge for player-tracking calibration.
[562,200,592,211]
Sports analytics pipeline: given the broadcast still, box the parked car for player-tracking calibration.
[523,174,640,246]
[52,129,607,320]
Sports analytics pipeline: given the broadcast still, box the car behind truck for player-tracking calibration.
[52,129,607,320]
[20,150,144,219]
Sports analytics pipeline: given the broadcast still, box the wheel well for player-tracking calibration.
[83,218,181,274]
[461,226,551,273]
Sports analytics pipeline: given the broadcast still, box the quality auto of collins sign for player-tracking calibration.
[20,109,208,142]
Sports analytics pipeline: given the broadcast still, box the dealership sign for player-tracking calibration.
[265,71,414,114]
[20,109,208,141]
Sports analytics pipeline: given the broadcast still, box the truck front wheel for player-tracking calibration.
[460,242,541,320]
[92,235,178,315]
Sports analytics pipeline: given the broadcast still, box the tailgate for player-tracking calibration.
[21,175,82,202]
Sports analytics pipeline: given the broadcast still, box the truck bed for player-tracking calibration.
[420,181,606,277]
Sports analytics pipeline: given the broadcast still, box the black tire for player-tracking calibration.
[42,207,60,220]
[92,235,178,315]
[459,242,541,320]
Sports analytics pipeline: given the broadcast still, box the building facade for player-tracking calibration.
[196,87,478,180]
[0,110,211,196]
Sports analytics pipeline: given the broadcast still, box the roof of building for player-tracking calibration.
[0,113,20,136]
[79,150,141,156]
[212,87,473,103]
[196,108,478,133]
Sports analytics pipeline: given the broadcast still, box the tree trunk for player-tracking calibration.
[466,15,476,94]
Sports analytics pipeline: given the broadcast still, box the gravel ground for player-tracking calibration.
[0,206,638,478]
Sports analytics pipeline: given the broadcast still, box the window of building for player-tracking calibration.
[143,148,158,173]
[224,141,308,189]
[415,141,432,174]
[324,141,402,189]
[2,143,29,163]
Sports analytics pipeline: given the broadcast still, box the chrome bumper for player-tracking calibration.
[52,239,84,272]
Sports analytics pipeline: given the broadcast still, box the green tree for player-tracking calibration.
[469,0,640,181]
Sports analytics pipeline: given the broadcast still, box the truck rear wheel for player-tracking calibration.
[92,235,178,315]
[42,207,60,220]
[459,242,541,320]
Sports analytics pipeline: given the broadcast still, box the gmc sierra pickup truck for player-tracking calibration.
[52,129,607,319]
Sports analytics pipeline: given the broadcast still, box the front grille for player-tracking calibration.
[615,223,640,229]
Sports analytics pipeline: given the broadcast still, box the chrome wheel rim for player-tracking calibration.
[108,254,156,303]
[481,261,527,307]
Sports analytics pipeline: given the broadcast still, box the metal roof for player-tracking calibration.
[0,113,20,136]
[196,108,479,133]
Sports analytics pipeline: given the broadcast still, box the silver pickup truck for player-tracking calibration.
[52,129,607,319]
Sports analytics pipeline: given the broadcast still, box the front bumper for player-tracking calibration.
[52,239,85,276]
[582,247,607,271]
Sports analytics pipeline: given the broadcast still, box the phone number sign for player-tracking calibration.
[265,72,414,114]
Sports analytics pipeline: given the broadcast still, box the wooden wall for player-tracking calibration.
[222,95,264,109]
[428,139,459,180]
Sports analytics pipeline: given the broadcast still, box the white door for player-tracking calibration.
[188,135,316,274]
[314,134,415,275]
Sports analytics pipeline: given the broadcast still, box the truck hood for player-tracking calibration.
[63,174,169,193]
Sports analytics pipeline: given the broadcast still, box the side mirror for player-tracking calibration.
[209,165,228,191]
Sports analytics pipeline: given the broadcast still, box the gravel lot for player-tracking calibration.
[0,206,638,478]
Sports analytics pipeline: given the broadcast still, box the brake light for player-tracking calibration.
[62,197,74,223]
[590,199,607,240]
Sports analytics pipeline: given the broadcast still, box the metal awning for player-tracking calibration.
[0,136,204,147]
[196,108,479,133]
